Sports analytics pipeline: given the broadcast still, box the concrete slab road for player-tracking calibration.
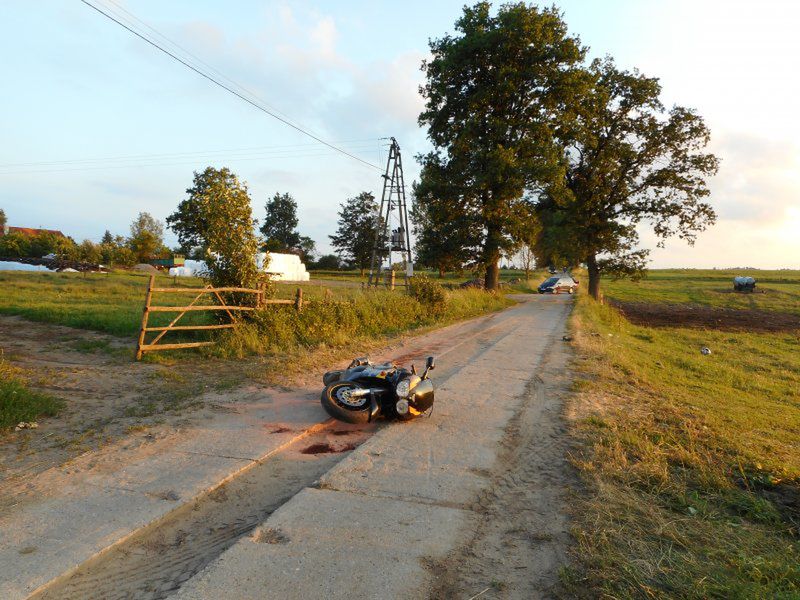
[175,294,573,599]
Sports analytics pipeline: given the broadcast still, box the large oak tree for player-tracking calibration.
[535,58,719,299]
[417,2,586,289]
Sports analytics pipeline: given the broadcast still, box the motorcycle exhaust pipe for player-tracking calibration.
[368,391,381,422]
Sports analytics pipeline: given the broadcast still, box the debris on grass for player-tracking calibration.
[15,421,39,431]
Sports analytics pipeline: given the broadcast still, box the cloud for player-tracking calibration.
[708,132,800,224]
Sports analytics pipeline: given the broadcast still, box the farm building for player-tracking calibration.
[0,225,67,238]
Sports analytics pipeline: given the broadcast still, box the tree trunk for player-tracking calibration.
[483,222,503,290]
[438,267,445,278]
[359,267,365,277]
[586,254,601,301]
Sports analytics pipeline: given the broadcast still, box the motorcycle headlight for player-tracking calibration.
[395,378,411,398]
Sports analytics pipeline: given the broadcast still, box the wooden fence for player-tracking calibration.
[135,275,306,360]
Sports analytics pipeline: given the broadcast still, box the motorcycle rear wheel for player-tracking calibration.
[321,381,371,424]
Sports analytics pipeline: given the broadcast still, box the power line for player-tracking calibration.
[98,0,312,137]
[0,139,381,169]
[79,0,382,171]
[0,149,384,176]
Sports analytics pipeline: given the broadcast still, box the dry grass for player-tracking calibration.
[564,290,800,598]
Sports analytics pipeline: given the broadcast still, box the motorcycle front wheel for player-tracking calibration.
[321,381,372,424]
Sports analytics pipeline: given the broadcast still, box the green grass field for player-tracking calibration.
[0,270,423,338]
[566,270,800,598]
[602,268,800,316]
[0,270,514,356]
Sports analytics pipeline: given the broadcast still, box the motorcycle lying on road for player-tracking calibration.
[320,356,436,424]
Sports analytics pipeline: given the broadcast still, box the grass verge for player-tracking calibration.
[564,293,800,597]
[0,355,63,429]
[210,286,514,359]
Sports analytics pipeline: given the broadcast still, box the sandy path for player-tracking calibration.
[2,296,567,599]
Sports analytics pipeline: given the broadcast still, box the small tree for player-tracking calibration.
[128,212,165,263]
[101,230,114,245]
[0,208,6,231]
[28,231,74,258]
[330,192,380,276]
[313,254,340,270]
[0,232,30,257]
[535,58,719,299]
[518,244,535,280]
[168,167,263,289]
[260,192,302,251]
[77,240,103,264]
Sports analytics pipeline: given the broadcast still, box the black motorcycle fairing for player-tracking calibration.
[410,378,434,413]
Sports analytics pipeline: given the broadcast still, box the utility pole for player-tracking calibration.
[368,137,413,287]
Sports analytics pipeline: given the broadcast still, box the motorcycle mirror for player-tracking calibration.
[426,356,435,370]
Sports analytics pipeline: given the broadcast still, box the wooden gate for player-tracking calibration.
[136,275,266,360]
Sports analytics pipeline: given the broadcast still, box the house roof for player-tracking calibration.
[4,227,67,238]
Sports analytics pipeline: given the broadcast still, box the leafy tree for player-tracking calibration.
[330,192,380,276]
[128,212,165,262]
[0,232,30,257]
[167,167,263,290]
[418,2,586,290]
[111,245,137,267]
[260,192,316,262]
[77,240,103,264]
[261,192,301,251]
[518,244,535,280]
[535,58,719,299]
[297,235,316,263]
[28,231,73,258]
[0,208,6,230]
[101,230,114,245]
[312,254,340,270]
[411,183,481,277]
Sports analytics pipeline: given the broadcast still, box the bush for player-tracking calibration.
[214,286,513,359]
[0,355,63,429]
[409,274,448,315]
[0,232,31,257]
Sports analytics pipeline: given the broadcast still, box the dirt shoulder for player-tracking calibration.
[0,315,263,485]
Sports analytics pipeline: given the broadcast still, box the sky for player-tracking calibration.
[1,0,798,269]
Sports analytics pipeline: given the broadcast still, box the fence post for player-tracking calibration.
[295,287,303,311]
[390,270,396,291]
[136,274,155,360]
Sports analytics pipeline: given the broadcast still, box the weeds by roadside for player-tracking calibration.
[564,294,800,597]
[0,353,63,429]
[211,287,513,359]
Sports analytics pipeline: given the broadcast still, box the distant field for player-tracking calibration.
[567,270,800,597]
[602,268,800,315]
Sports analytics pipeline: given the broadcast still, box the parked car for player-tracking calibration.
[538,274,579,294]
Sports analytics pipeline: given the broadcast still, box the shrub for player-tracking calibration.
[0,354,63,429]
[409,274,448,315]
[214,286,513,359]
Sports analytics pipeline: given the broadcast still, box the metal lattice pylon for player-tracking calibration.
[368,137,413,287]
